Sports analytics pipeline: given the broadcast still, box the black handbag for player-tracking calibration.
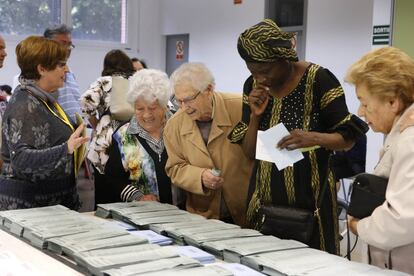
[348,173,388,219]
[259,161,330,244]
[259,205,316,243]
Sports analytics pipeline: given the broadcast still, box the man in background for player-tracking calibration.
[44,24,81,124]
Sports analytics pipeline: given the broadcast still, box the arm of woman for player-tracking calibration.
[80,77,111,123]
[164,120,212,196]
[357,131,414,250]
[277,130,354,151]
[279,68,367,151]
[229,76,269,159]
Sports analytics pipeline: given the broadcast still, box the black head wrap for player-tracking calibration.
[237,19,298,62]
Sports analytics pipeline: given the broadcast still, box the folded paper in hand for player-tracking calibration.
[256,123,304,170]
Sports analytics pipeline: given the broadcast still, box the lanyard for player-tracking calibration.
[41,99,79,177]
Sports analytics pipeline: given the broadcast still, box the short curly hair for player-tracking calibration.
[346,47,414,110]
[127,69,171,107]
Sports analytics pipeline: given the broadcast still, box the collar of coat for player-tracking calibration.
[179,92,233,153]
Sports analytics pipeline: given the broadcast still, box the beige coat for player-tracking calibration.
[357,106,414,274]
[164,92,252,226]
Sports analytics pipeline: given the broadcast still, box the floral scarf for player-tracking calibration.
[113,117,159,197]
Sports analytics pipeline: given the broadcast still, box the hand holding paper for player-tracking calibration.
[255,123,304,170]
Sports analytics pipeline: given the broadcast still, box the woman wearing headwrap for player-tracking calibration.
[229,19,368,254]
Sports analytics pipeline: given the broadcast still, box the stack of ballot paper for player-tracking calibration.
[214,263,265,276]
[130,230,172,246]
[173,246,215,264]
[125,213,205,230]
[110,203,179,221]
[202,235,281,259]
[149,220,207,235]
[108,220,137,231]
[241,247,410,276]
[166,220,239,245]
[47,227,130,254]
[74,243,160,268]
[0,205,70,233]
[101,256,201,276]
[95,202,138,219]
[80,246,179,276]
[222,238,307,263]
[135,265,234,276]
[184,228,262,247]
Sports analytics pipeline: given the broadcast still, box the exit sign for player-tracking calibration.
[373,25,390,45]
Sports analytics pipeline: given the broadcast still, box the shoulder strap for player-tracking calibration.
[316,154,331,210]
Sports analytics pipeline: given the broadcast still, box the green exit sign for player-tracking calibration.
[373,25,390,45]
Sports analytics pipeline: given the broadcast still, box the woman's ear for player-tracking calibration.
[206,83,215,94]
[37,64,45,77]
[389,96,403,114]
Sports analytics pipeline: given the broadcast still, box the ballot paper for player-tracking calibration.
[256,123,304,170]
[174,246,215,264]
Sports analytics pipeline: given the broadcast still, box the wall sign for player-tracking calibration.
[176,40,184,60]
[373,25,390,45]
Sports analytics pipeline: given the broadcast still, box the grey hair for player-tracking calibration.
[43,24,72,39]
[170,62,215,94]
[127,69,171,107]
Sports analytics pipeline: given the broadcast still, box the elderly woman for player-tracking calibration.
[96,69,173,204]
[0,36,88,210]
[164,62,253,226]
[346,47,414,274]
[229,19,368,253]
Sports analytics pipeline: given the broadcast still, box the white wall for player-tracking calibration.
[306,0,381,173]
[160,0,265,92]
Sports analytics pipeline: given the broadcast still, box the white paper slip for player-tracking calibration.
[130,230,173,245]
[174,246,215,264]
[256,123,304,170]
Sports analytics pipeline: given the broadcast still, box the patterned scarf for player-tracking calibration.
[237,19,298,62]
[18,76,58,104]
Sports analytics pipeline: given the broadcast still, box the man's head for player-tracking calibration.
[44,24,74,58]
[0,35,7,68]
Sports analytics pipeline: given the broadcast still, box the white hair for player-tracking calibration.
[170,62,215,94]
[127,69,171,106]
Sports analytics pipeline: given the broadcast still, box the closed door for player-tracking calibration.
[166,34,189,76]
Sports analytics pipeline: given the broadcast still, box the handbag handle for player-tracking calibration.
[314,155,331,216]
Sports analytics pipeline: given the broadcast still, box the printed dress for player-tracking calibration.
[229,64,367,254]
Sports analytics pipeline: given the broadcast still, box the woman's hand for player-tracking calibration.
[140,194,158,201]
[202,169,224,190]
[248,84,269,117]
[67,123,89,154]
[277,129,319,150]
[347,215,359,235]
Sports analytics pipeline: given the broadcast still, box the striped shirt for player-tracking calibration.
[58,71,81,124]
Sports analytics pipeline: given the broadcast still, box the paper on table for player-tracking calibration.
[256,123,304,170]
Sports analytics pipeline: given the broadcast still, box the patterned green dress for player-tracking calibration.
[229,64,367,254]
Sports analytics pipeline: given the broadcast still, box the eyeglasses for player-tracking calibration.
[67,43,75,50]
[173,90,202,107]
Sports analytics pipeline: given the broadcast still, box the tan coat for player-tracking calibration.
[164,92,252,226]
[357,105,414,274]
